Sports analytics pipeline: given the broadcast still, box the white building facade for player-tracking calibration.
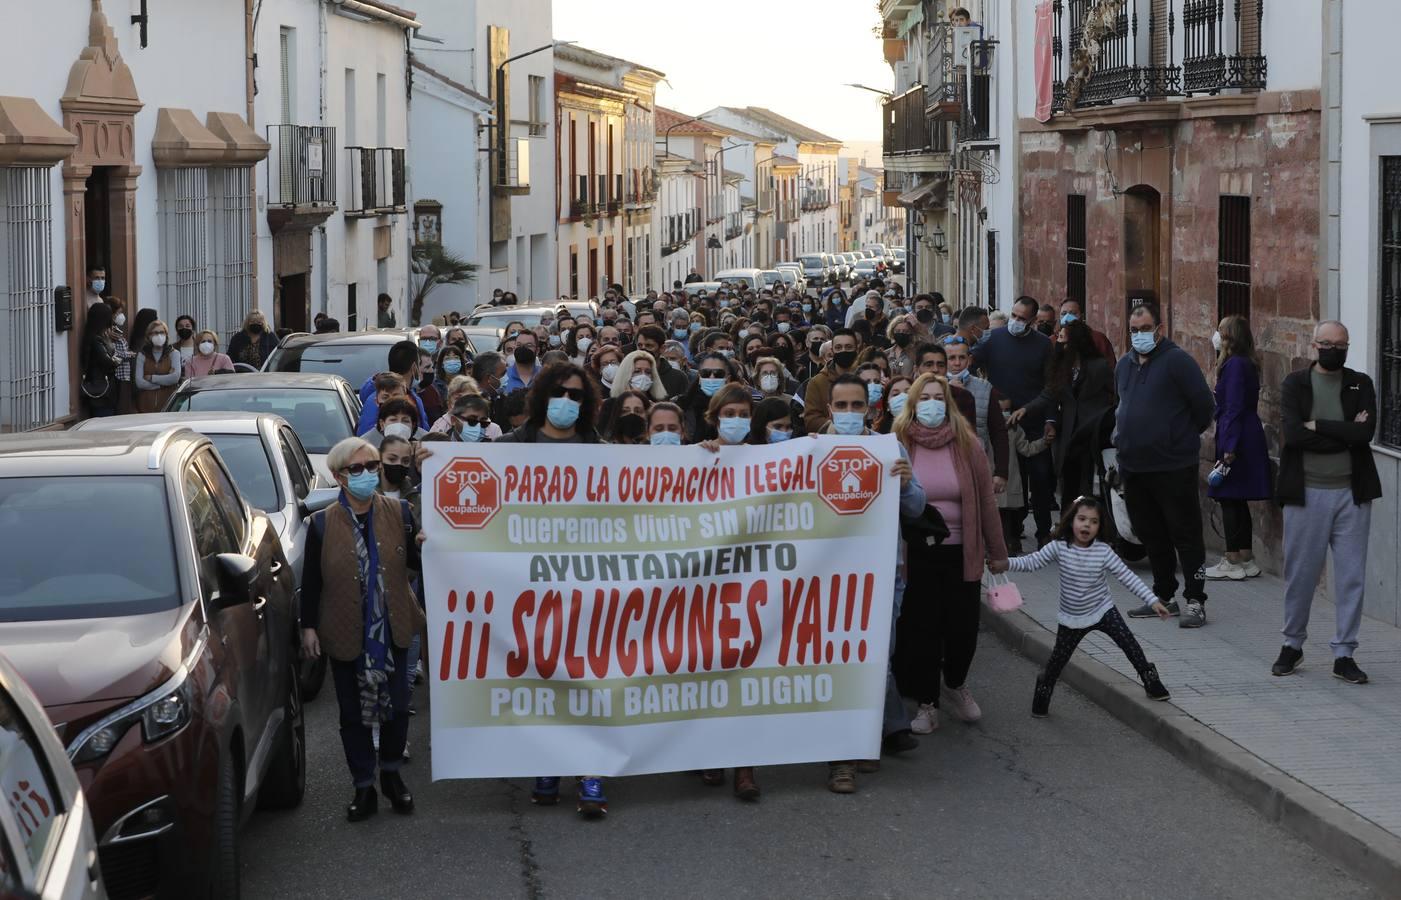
[653,151,701,289]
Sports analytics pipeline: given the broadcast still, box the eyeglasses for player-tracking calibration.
[456,416,491,427]
[341,460,381,476]
[942,336,967,345]
[698,368,728,378]
[1128,324,1157,334]
[550,386,586,401]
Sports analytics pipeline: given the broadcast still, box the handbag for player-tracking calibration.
[900,506,950,554]
[984,574,1024,613]
[1207,460,1231,488]
[80,371,110,401]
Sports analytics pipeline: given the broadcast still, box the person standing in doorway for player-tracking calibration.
[1272,321,1381,684]
[84,266,107,309]
[377,293,397,329]
[1204,315,1270,580]
[1114,303,1215,628]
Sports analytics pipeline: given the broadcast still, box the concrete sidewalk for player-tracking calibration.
[981,554,1401,894]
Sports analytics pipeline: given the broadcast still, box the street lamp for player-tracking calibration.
[929,224,948,255]
[845,83,895,99]
[660,114,710,157]
[911,220,925,240]
[493,41,573,185]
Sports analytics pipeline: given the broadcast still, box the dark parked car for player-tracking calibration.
[0,430,304,899]
[260,329,419,390]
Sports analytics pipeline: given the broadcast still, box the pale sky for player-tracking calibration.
[552,0,892,146]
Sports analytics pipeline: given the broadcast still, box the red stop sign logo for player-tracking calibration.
[435,458,502,529]
[818,446,884,516]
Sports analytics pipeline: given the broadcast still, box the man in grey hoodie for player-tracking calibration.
[1114,303,1215,628]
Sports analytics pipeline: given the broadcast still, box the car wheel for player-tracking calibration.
[210,758,240,900]
[299,654,327,701]
[258,667,307,810]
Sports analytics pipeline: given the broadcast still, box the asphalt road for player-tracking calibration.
[241,635,1373,900]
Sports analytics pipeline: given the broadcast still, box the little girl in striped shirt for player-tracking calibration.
[1001,495,1172,716]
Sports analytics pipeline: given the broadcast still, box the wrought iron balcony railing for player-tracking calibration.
[883,86,951,158]
[346,147,406,216]
[1182,0,1267,94]
[267,125,336,208]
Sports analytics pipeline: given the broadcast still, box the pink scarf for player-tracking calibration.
[907,423,979,556]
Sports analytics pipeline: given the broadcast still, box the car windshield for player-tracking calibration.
[207,434,280,511]
[467,309,546,328]
[174,389,349,454]
[799,256,824,266]
[761,272,782,284]
[265,342,396,389]
[0,477,180,622]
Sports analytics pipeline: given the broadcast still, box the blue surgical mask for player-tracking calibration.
[832,411,866,435]
[458,423,485,442]
[950,369,971,385]
[420,339,439,354]
[1060,312,1079,326]
[888,393,908,417]
[699,377,725,396]
[549,334,562,347]
[717,417,750,444]
[345,470,379,500]
[916,399,946,428]
[674,328,688,339]
[546,396,581,429]
[689,322,702,333]
[650,430,682,446]
[1007,318,1028,336]
[777,322,791,334]
[941,313,952,324]
[442,358,463,375]
[866,382,883,404]
[767,428,791,444]
[976,330,992,346]
[1131,331,1158,355]
[802,303,813,313]
[90,279,105,294]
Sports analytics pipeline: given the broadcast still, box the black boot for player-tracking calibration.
[1141,664,1171,701]
[347,785,378,822]
[1032,675,1052,717]
[381,770,414,814]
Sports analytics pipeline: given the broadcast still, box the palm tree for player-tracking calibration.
[409,243,478,326]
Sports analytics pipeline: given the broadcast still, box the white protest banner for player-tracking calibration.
[421,434,902,779]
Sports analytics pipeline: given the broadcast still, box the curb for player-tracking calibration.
[983,605,1401,898]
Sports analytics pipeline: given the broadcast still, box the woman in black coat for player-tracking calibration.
[1014,320,1116,502]
[227,309,279,369]
[81,302,121,416]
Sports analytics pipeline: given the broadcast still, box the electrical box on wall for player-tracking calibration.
[54,286,73,332]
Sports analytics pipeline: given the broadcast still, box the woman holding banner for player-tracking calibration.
[892,374,1007,735]
[496,363,610,816]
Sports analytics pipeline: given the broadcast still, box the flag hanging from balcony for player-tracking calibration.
[1034,0,1055,122]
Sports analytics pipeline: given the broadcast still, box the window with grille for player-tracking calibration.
[1217,195,1251,321]
[279,28,295,125]
[1380,156,1401,449]
[1066,194,1087,310]
[528,76,546,136]
[987,230,998,309]
[158,168,255,341]
[0,167,56,431]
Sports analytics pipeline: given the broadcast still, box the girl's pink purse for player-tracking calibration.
[985,574,1024,613]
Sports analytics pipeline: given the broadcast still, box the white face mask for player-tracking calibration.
[759,373,780,393]
[198,341,215,356]
[629,373,653,392]
[384,422,413,441]
[114,313,127,327]
[601,363,620,383]
[150,334,167,348]
[1211,331,1222,352]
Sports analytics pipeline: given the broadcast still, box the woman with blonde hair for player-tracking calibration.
[892,373,1007,734]
[610,349,668,401]
[133,318,183,412]
[228,308,278,368]
[185,329,234,377]
[428,374,501,439]
[1204,314,1269,580]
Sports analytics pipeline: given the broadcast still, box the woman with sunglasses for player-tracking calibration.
[301,436,425,822]
[677,351,735,443]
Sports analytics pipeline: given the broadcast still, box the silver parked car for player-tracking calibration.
[73,412,339,699]
[0,651,105,899]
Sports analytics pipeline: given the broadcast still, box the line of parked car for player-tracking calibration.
[0,325,444,899]
[794,246,904,288]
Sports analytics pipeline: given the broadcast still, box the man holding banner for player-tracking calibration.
[422,376,916,813]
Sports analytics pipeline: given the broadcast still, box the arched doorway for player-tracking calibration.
[1122,185,1162,337]
[60,0,143,414]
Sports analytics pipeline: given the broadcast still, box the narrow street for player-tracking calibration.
[241,637,1372,900]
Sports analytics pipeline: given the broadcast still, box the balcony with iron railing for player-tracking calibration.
[958,41,996,142]
[493,138,530,195]
[1050,0,1266,114]
[801,190,830,211]
[626,167,657,207]
[882,85,951,173]
[345,147,406,217]
[725,212,744,241]
[266,125,337,208]
[778,198,800,222]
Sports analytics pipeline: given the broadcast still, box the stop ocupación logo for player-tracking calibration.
[436,458,502,529]
[817,446,883,516]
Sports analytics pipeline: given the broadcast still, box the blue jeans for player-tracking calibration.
[331,645,411,788]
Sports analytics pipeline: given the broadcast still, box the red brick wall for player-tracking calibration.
[1017,108,1323,568]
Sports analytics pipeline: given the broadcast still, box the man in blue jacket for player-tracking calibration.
[357,340,429,435]
[1114,303,1215,628]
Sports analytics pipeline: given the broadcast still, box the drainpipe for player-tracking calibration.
[246,0,260,311]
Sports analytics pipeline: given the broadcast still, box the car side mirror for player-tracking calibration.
[214,553,259,608]
[299,486,339,518]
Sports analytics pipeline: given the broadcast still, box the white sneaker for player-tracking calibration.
[941,682,982,722]
[1239,560,1261,578]
[910,702,939,734]
[1203,559,1246,581]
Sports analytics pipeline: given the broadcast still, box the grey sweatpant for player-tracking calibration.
[1283,487,1371,658]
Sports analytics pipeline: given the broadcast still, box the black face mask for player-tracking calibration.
[248,323,264,334]
[893,332,913,348]
[177,327,194,340]
[915,308,934,324]
[382,463,409,486]
[833,350,858,369]
[515,347,537,367]
[1317,346,1348,372]
[1037,321,1056,336]
[615,414,646,440]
